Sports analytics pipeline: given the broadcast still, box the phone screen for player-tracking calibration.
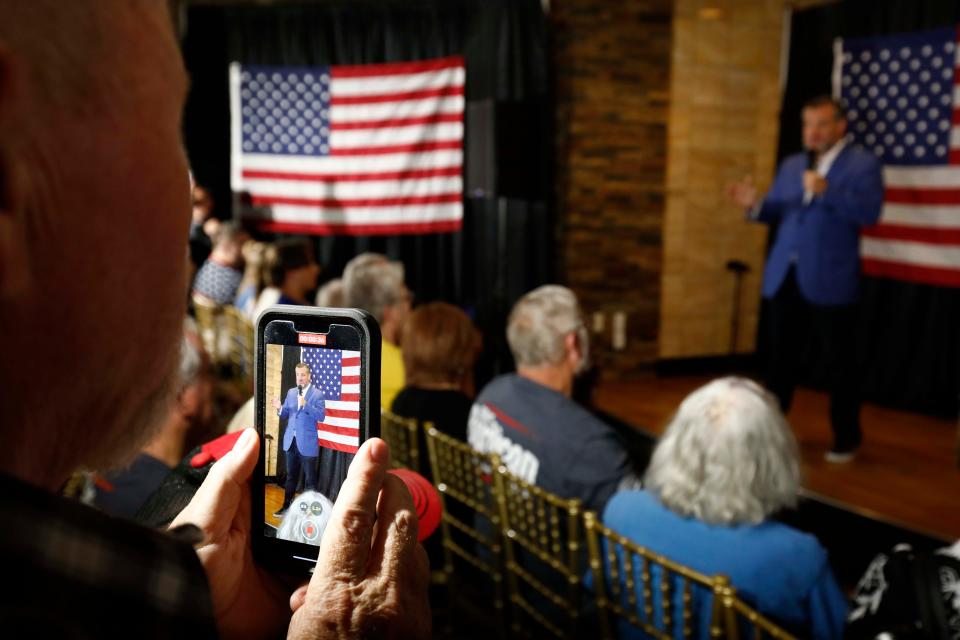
[255,312,376,568]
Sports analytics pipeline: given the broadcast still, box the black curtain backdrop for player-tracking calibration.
[181,0,553,381]
[774,0,960,416]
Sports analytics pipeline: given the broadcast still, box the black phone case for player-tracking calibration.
[251,305,381,574]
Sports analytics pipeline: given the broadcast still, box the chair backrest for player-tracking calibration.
[494,464,585,639]
[721,591,798,640]
[380,410,422,471]
[223,304,254,380]
[583,512,796,640]
[192,298,221,360]
[193,300,253,384]
[584,511,726,640]
[424,427,505,620]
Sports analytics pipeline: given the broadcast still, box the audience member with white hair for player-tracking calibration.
[468,284,635,513]
[602,376,847,639]
[342,252,411,409]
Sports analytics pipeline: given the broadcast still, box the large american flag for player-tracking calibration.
[301,347,361,454]
[229,57,464,236]
[835,26,960,287]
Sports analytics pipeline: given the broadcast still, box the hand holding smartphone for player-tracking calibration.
[252,306,381,574]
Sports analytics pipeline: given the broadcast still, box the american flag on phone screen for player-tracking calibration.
[301,347,360,453]
[229,56,464,236]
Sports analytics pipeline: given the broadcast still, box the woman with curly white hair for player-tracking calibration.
[602,377,847,639]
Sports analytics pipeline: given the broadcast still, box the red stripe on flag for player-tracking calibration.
[332,56,464,78]
[342,357,361,367]
[333,112,462,131]
[953,108,960,125]
[342,375,360,384]
[318,438,359,454]
[863,258,960,287]
[241,166,461,183]
[950,149,960,164]
[325,408,360,419]
[329,140,462,156]
[885,187,960,205]
[318,424,360,436]
[331,84,463,106]
[251,192,461,209]
[245,219,463,237]
[341,393,360,402]
[862,224,960,245]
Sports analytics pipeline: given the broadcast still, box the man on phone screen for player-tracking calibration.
[272,362,325,515]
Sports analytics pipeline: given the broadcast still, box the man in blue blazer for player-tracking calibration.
[729,95,883,462]
[271,362,326,515]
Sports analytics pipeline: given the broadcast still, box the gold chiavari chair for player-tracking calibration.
[721,590,797,640]
[494,465,585,639]
[380,410,422,471]
[223,304,254,382]
[424,427,506,634]
[583,512,796,640]
[584,511,726,640]
[192,298,221,361]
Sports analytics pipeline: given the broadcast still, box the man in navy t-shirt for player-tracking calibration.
[468,285,635,513]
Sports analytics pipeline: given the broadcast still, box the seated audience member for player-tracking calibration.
[343,253,411,409]
[192,221,246,306]
[188,183,217,272]
[275,490,335,546]
[468,285,635,513]
[93,325,213,519]
[315,277,345,307]
[393,302,480,479]
[0,3,428,637]
[273,238,320,306]
[602,377,847,639]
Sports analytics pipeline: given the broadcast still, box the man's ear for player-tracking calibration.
[564,331,580,367]
[0,44,31,299]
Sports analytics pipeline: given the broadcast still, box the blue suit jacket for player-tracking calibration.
[279,385,325,457]
[755,144,883,305]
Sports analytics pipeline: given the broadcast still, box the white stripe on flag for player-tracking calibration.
[323,416,360,428]
[884,165,960,187]
[330,122,463,149]
[239,176,462,200]
[880,203,960,228]
[332,67,465,96]
[342,384,360,394]
[342,365,360,376]
[342,351,360,358]
[862,237,960,269]
[317,431,361,446]
[251,203,463,224]
[239,150,462,175]
[326,400,359,411]
[331,95,465,124]
[951,128,960,148]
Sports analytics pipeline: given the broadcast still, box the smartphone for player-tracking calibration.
[252,306,381,573]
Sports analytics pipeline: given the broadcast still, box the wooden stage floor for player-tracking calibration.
[593,375,960,541]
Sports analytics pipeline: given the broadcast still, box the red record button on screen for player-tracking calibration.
[298,333,327,346]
